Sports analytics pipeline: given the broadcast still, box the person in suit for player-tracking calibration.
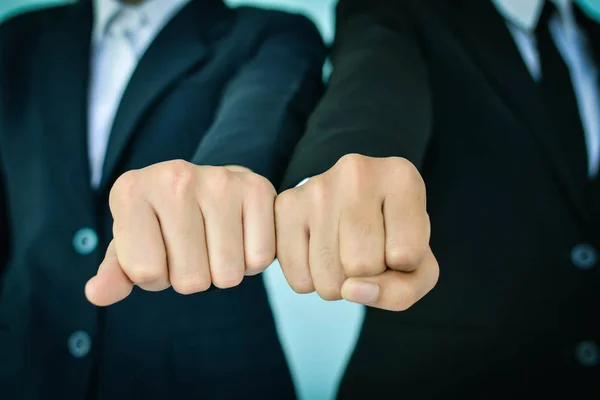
[0,0,326,398]
[280,0,600,398]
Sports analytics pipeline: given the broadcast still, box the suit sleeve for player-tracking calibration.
[280,0,433,191]
[190,12,327,187]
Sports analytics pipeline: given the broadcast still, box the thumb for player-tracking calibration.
[85,241,133,307]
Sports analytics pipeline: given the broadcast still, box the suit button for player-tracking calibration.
[73,228,98,255]
[570,244,597,270]
[575,341,599,367]
[68,330,92,358]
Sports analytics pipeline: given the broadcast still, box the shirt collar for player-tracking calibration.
[93,0,122,42]
[492,0,576,32]
[92,0,192,43]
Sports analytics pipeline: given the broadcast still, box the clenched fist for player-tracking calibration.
[85,160,277,306]
[275,154,439,311]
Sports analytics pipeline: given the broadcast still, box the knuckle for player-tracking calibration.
[245,173,276,198]
[390,157,426,195]
[336,154,369,185]
[166,159,190,172]
[386,247,423,269]
[245,250,276,274]
[205,167,234,197]
[212,270,244,289]
[275,189,298,216]
[110,170,141,209]
[288,278,315,294]
[162,160,195,197]
[338,154,377,191]
[336,153,368,173]
[317,285,343,301]
[335,155,380,199]
[171,278,211,295]
[124,263,164,285]
[389,156,417,174]
[306,175,331,206]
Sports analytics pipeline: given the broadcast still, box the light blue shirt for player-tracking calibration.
[88,0,191,186]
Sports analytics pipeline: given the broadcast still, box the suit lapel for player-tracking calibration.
[98,0,230,192]
[36,1,95,209]
[575,5,600,202]
[447,0,588,219]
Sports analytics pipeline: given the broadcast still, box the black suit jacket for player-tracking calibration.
[0,1,326,399]
[283,0,600,398]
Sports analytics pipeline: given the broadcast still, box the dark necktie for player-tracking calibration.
[536,1,589,189]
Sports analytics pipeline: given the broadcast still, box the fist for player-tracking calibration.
[85,160,277,306]
[275,154,439,311]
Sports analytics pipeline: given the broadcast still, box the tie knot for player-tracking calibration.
[106,8,148,39]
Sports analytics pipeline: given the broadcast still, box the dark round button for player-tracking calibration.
[575,341,599,367]
[570,244,597,270]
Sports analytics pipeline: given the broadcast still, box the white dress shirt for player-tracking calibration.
[493,0,600,178]
[88,0,190,187]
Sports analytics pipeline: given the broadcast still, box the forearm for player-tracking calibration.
[191,13,326,187]
[280,1,432,191]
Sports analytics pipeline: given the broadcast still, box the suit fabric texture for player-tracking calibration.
[0,0,326,399]
[282,0,600,398]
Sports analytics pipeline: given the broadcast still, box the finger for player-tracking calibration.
[338,201,386,278]
[341,248,439,311]
[275,190,313,293]
[150,190,211,295]
[86,241,134,306]
[110,174,170,291]
[242,176,277,276]
[202,191,245,289]
[383,190,430,272]
[309,206,346,301]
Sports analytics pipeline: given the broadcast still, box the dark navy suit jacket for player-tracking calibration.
[0,0,326,398]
